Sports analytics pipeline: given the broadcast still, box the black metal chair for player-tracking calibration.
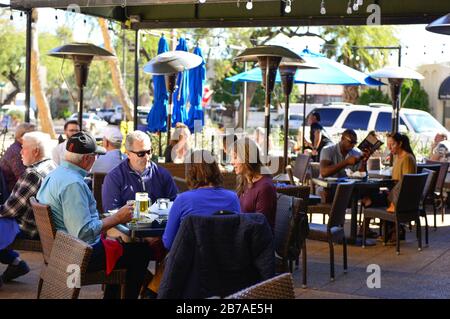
[420,168,437,246]
[307,182,354,281]
[274,193,309,288]
[425,160,450,228]
[362,173,428,255]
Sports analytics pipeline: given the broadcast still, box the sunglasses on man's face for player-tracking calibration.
[344,136,358,145]
[130,149,151,157]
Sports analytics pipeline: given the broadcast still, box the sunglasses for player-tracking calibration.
[130,149,152,157]
[344,136,358,145]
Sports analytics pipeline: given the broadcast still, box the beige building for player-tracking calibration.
[417,62,450,129]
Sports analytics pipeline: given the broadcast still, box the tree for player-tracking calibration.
[358,88,391,105]
[322,26,399,103]
[401,79,429,112]
[31,9,56,138]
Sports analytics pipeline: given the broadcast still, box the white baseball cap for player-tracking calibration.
[102,126,123,144]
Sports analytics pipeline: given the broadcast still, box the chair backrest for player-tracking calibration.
[92,172,107,215]
[310,162,320,179]
[274,194,309,263]
[39,231,92,299]
[226,273,295,299]
[293,154,311,184]
[30,197,56,264]
[159,162,187,179]
[395,173,428,215]
[425,160,449,193]
[328,182,354,228]
[421,168,437,202]
[173,176,189,193]
[367,157,381,170]
[276,185,310,202]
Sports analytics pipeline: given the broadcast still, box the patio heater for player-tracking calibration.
[369,66,424,133]
[235,46,302,156]
[279,59,317,171]
[426,13,450,35]
[48,43,115,129]
[143,51,202,146]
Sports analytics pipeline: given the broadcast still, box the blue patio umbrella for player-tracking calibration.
[172,38,189,127]
[186,46,206,133]
[147,36,169,133]
[227,48,384,150]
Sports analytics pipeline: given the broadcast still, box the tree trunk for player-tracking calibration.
[99,18,134,121]
[31,9,56,139]
[344,85,359,104]
[1,72,20,106]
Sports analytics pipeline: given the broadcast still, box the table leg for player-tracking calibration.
[347,191,376,247]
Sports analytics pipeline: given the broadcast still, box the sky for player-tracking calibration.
[3,5,450,70]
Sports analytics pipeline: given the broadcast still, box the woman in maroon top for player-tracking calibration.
[231,138,277,230]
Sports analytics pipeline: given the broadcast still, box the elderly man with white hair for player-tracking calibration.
[102,130,178,212]
[91,126,127,174]
[0,131,56,287]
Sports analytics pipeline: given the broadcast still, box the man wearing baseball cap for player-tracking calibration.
[91,127,126,174]
[37,131,151,299]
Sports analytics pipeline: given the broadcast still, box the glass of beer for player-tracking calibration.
[134,192,150,221]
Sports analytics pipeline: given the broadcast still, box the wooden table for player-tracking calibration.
[312,177,395,246]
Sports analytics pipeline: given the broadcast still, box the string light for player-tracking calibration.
[284,0,292,14]
[246,0,253,10]
[352,0,359,11]
[346,0,352,14]
[9,11,13,20]
[199,0,206,3]
[320,0,326,15]
[357,0,363,5]
[20,11,23,18]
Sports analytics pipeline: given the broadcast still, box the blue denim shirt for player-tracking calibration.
[37,161,102,245]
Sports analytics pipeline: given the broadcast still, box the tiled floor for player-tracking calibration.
[1,211,450,299]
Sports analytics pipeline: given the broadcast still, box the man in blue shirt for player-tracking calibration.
[37,131,151,299]
[102,130,178,212]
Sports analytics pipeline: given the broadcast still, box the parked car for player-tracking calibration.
[68,112,108,135]
[271,113,304,130]
[110,106,124,125]
[305,103,449,148]
[96,108,115,123]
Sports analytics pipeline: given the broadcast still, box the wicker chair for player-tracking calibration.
[307,182,354,281]
[8,238,42,252]
[274,193,309,287]
[226,273,295,299]
[292,154,311,185]
[30,197,127,299]
[92,172,107,216]
[362,173,428,255]
[420,169,437,245]
[39,231,92,299]
[173,176,189,193]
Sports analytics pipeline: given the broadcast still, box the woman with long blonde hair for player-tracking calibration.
[231,138,277,230]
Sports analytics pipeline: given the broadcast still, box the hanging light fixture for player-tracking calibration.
[199,0,206,3]
[357,0,363,6]
[246,0,253,10]
[426,14,450,35]
[284,0,292,14]
[352,0,359,11]
[320,0,326,15]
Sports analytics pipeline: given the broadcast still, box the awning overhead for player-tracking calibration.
[439,76,450,100]
[10,0,450,29]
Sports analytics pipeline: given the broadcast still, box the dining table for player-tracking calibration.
[312,177,395,246]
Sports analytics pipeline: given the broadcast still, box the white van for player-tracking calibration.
[306,103,449,148]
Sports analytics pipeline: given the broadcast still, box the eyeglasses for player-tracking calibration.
[344,136,357,145]
[130,149,151,157]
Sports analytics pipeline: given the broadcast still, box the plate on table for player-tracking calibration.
[324,177,338,182]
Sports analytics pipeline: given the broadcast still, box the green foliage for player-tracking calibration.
[358,88,391,105]
[401,79,430,112]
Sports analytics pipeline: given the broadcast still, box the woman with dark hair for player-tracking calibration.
[162,150,240,250]
[231,138,277,230]
[305,111,332,161]
[388,132,416,182]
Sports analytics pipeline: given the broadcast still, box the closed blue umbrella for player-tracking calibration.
[147,36,169,133]
[172,38,189,127]
[186,46,206,133]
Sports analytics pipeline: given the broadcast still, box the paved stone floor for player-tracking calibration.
[1,211,450,299]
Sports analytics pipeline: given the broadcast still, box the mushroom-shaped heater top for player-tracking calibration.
[426,13,450,36]
[143,51,203,75]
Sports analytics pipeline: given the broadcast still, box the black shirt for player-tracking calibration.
[310,122,332,152]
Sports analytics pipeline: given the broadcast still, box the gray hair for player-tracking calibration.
[64,151,85,164]
[15,123,36,140]
[22,131,52,159]
[125,130,151,151]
